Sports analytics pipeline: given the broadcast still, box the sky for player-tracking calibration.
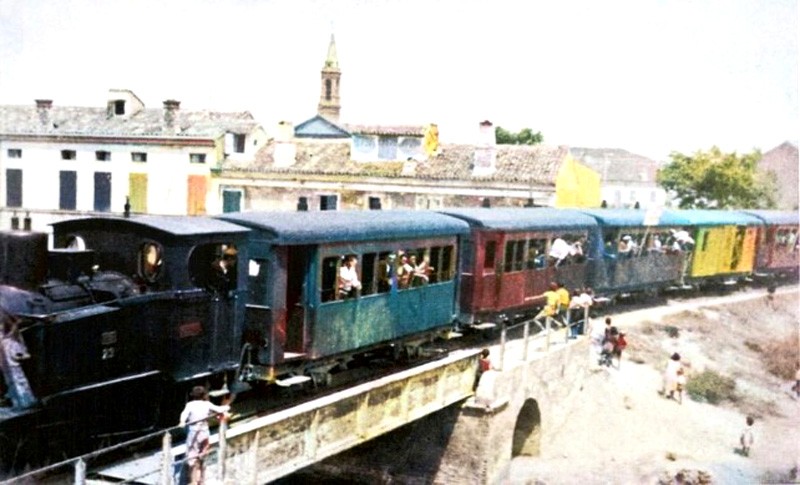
[0,0,797,161]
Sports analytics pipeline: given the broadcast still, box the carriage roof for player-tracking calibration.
[52,215,250,237]
[739,210,799,226]
[438,208,598,231]
[217,210,470,244]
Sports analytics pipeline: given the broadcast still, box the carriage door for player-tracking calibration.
[286,245,313,355]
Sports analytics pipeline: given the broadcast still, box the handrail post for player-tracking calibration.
[161,431,173,485]
[218,418,228,482]
[583,306,589,335]
[564,309,571,343]
[498,320,507,372]
[522,320,529,361]
[545,316,551,351]
[74,458,86,485]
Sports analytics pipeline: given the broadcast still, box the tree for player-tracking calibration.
[657,146,776,209]
[495,126,544,145]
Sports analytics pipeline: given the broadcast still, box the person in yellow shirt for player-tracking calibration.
[556,282,571,321]
[534,282,560,321]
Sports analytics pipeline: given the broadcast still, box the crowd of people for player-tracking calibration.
[607,229,695,259]
[534,282,595,337]
[338,251,435,299]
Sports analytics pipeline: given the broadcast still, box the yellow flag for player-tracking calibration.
[424,123,439,156]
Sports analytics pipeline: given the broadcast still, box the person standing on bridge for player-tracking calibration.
[179,385,231,485]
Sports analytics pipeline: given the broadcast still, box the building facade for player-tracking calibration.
[757,141,798,210]
[568,147,666,209]
[0,89,266,231]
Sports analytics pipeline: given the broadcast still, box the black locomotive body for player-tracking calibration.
[0,216,249,469]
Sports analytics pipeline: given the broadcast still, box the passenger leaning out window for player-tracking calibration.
[338,255,362,299]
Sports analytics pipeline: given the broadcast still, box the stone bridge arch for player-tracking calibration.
[434,337,590,484]
[512,398,542,457]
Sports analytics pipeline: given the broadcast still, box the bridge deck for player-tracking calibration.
[92,348,481,484]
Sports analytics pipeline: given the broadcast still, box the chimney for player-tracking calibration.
[473,120,497,176]
[163,100,180,133]
[273,121,297,168]
[35,99,53,128]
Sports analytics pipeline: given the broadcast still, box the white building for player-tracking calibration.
[0,89,267,231]
[569,147,667,209]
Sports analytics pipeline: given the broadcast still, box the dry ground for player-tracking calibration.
[508,288,800,485]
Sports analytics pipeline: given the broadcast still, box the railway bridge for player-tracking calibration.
[9,319,588,485]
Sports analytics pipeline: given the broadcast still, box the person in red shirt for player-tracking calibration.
[474,348,491,391]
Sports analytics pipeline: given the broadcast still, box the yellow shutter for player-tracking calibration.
[129,173,148,213]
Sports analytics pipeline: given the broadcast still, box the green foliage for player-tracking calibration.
[662,325,680,338]
[657,146,776,209]
[495,126,543,145]
[685,369,737,404]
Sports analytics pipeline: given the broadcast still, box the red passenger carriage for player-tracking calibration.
[439,208,598,325]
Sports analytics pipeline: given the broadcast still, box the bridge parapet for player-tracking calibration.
[203,348,481,484]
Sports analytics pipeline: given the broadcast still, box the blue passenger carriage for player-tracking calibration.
[217,210,469,383]
[438,208,598,324]
[578,209,694,295]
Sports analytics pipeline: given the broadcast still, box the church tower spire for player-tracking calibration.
[318,33,341,122]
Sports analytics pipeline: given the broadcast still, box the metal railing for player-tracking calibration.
[495,305,590,372]
[3,414,230,485]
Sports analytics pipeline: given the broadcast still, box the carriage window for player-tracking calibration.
[776,228,798,250]
[321,256,340,302]
[550,234,585,266]
[526,238,547,269]
[247,258,268,305]
[504,240,525,272]
[189,242,238,292]
[376,252,393,293]
[441,245,454,281]
[138,242,163,282]
[484,241,496,272]
[429,247,442,284]
[66,235,86,250]
[361,253,377,295]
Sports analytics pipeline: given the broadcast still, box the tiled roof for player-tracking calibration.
[343,124,426,137]
[0,105,258,138]
[225,139,565,186]
[569,147,658,184]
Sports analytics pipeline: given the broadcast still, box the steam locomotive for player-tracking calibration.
[0,207,796,472]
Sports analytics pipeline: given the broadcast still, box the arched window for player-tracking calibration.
[325,79,332,101]
[138,242,163,282]
[65,235,86,250]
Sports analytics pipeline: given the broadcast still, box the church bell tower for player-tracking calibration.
[318,33,341,122]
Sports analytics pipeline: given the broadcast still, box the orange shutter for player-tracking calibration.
[187,175,208,215]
